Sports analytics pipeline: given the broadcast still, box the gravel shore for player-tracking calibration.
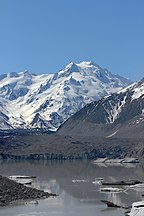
[0,175,56,206]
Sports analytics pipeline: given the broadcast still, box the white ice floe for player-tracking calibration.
[130,183,144,188]
[127,201,144,216]
[92,157,139,164]
[72,179,88,183]
[104,158,124,163]
[92,178,104,184]
[129,183,144,192]
[99,187,124,193]
[122,158,139,163]
[26,200,39,205]
[8,175,34,184]
[92,158,108,163]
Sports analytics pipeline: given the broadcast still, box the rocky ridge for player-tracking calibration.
[0,175,56,206]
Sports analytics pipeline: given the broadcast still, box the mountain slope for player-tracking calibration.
[0,61,131,130]
[58,78,144,139]
[0,78,144,160]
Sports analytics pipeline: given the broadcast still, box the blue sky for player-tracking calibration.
[0,0,144,81]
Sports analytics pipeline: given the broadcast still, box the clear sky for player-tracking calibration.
[0,0,144,81]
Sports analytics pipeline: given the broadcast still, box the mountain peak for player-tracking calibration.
[66,61,76,68]
[57,62,79,78]
[0,61,133,131]
[59,61,106,79]
[64,60,101,72]
[77,61,100,68]
[65,62,79,72]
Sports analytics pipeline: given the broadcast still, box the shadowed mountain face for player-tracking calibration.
[0,61,131,131]
[58,78,144,140]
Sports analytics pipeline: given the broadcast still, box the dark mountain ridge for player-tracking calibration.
[58,78,144,140]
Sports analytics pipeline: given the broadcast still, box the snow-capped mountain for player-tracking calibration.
[58,77,144,139]
[0,61,132,130]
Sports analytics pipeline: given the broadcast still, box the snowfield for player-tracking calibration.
[0,61,132,130]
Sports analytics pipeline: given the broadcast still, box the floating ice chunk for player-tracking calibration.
[72,179,88,183]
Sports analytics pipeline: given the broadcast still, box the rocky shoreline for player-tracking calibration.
[0,175,57,207]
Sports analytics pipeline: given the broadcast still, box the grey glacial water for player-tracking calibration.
[0,160,143,216]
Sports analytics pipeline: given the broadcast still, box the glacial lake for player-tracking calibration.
[0,160,144,216]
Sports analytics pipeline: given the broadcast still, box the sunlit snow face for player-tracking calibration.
[132,83,144,100]
[0,62,132,130]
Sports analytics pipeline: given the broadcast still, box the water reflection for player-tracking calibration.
[0,160,143,216]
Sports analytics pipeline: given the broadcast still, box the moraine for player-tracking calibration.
[0,160,144,216]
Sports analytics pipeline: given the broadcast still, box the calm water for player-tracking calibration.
[0,160,144,216]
